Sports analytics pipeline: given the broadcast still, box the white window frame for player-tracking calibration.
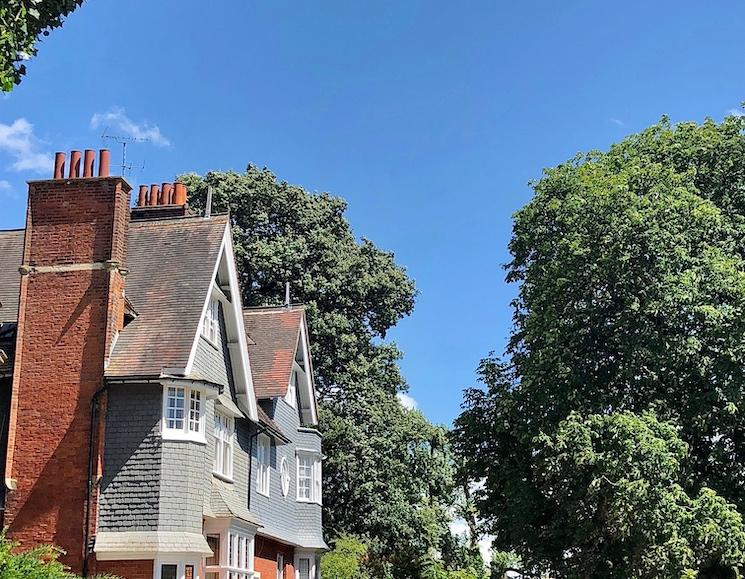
[162,384,206,442]
[294,552,316,579]
[285,369,298,409]
[296,450,321,504]
[256,433,271,497]
[280,457,290,498]
[214,412,235,480]
[204,519,257,579]
[154,557,201,579]
[202,296,220,345]
[277,554,285,579]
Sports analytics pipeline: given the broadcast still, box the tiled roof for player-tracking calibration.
[206,478,262,526]
[0,230,23,323]
[257,404,289,443]
[94,531,212,556]
[243,307,304,399]
[106,215,229,377]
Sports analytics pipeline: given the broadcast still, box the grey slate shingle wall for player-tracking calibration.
[159,435,209,532]
[245,398,324,548]
[191,304,230,387]
[99,384,162,531]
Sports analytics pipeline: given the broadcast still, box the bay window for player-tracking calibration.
[162,385,205,441]
[203,523,256,579]
[296,451,321,504]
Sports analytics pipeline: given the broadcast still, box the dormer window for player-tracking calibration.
[202,297,219,344]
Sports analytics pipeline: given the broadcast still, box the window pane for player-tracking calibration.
[189,390,201,432]
[206,534,220,566]
[299,558,310,579]
[167,387,185,430]
[185,565,194,579]
[161,565,178,579]
[298,454,312,499]
[229,533,235,567]
[238,536,245,570]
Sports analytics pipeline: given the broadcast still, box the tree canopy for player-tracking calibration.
[183,167,472,578]
[454,114,745,577]
[0,0,83,91]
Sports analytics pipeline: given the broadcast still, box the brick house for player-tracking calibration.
[0,149,327,579]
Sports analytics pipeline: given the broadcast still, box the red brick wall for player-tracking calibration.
[255,536,294,579]
[3,177,131,572]
[94,558,154,579]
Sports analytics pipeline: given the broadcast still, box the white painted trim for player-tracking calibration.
[294,551,317,579]
[222,229,258,421]
[154,556,201,579]
[184,228,226,377]
[295,450,321,505]
[203,519,258,578]
[182,223,258,421]
[280,456,290,498]
[161,383,207,443]
[297,321,318,425]
[256,432,271,497]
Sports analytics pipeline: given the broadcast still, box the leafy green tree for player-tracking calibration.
[454,114,745,577]
[0,532,117,578]
[182,167,416,402]
[533,411,745,577]
[489,551,520,579]
[317,383,453,577]
[320,536,370,579]
[182,168,457,577]
[0,0,83,91]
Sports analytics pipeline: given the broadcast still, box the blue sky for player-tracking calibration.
[1,0,744,425]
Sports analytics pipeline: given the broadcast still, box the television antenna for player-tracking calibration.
[100,128,148,176]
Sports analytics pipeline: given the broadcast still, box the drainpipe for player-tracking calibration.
[82,385,108,578]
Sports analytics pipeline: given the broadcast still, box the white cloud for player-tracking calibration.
[397,392,418,410]
[610,118,624,127]
[727,108,745,117]
[0,118,53,173]
[0,180,15,198]
[90,107,171,147]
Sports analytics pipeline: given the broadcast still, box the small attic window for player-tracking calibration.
[202,298,219,344]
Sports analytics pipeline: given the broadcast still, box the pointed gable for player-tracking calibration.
[243,307,304,399]
[105,215,229,377]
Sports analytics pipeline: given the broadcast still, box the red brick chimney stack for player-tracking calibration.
[129,179,189,220]
[4,150,130,573]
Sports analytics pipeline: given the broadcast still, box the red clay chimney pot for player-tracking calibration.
[53,152,65,179]
[83,150,95,178]
[149,184,159,206]
[138,185,148,207]
[162,183,173,205]
[98,149,110,177]
[69,151,81,178]
[173,182,187,206]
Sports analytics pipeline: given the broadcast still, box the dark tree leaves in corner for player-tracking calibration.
[0,0,84,91]
[453,115,745,578]
[182,167,471,578]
